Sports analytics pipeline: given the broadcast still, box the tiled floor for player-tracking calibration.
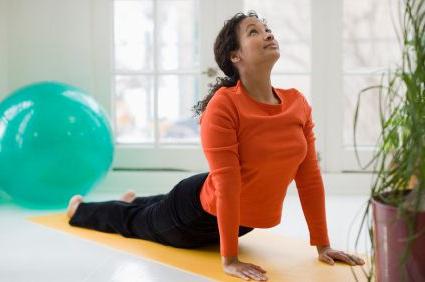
[0,190,370,282]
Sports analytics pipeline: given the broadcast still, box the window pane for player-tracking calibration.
[343,0,401,70]
[343,0,401,147]
[158,75,200,143]
[271,75,311,103]
[243,0,311,72]
[115,75,154,143]
[343,75,382,146]
[157,0,199,71]
[114,0,154,71]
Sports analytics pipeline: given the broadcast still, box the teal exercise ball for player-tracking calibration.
[0,81,114,209]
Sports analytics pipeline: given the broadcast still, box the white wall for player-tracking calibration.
[6,0,95,95]
[0,0,8,99]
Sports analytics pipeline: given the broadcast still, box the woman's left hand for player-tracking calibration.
[317,246,365,266]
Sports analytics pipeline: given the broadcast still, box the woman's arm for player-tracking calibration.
[201,94,268,280]
[295,95,365,267]
[294,96,330,247]
[200,93,242,257]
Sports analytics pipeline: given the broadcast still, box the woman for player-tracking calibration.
[67,11,365,281]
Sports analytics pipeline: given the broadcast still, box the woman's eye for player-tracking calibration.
[248,28,272,35]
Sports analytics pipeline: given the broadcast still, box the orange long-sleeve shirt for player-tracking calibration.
[199,80,330,257]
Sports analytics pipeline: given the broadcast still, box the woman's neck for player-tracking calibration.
[239,69,275,103]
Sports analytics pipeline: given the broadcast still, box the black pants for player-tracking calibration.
[69,172,254,249]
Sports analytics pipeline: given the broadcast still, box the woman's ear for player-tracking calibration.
[230,51,240,63]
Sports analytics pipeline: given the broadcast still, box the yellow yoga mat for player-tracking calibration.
[28,213,368,281]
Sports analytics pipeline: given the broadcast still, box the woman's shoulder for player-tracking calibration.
[274,87,308,104]
[274,86,302,96]
[216,84,238,96]
[200,88,239,125]
[208,85,237,106]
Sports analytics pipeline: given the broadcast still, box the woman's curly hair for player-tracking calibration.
[192,11,260,118]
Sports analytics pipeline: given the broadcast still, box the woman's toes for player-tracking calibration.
[120,190,136,203]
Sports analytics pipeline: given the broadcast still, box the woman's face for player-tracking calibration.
[231,16,280,68]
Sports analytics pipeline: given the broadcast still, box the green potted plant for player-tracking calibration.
[352,0,424,281]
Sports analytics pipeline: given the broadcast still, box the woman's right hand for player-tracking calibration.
[222,258,268,281]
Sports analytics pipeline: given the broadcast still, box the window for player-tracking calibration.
[244,0,311,101]
[343,0,401,147]
[113,0,201,145]
[340,0,401,170]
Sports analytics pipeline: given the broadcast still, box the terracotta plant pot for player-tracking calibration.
[372,193,425,282]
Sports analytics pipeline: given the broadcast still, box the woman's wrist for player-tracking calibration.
[316,244,331,254]
[221,256,238,265]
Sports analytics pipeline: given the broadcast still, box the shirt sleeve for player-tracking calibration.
[294,94,330,247]
[200,91,242,257]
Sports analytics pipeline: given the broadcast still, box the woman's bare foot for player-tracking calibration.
[67,195,83,219]
[120,190,136,203]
